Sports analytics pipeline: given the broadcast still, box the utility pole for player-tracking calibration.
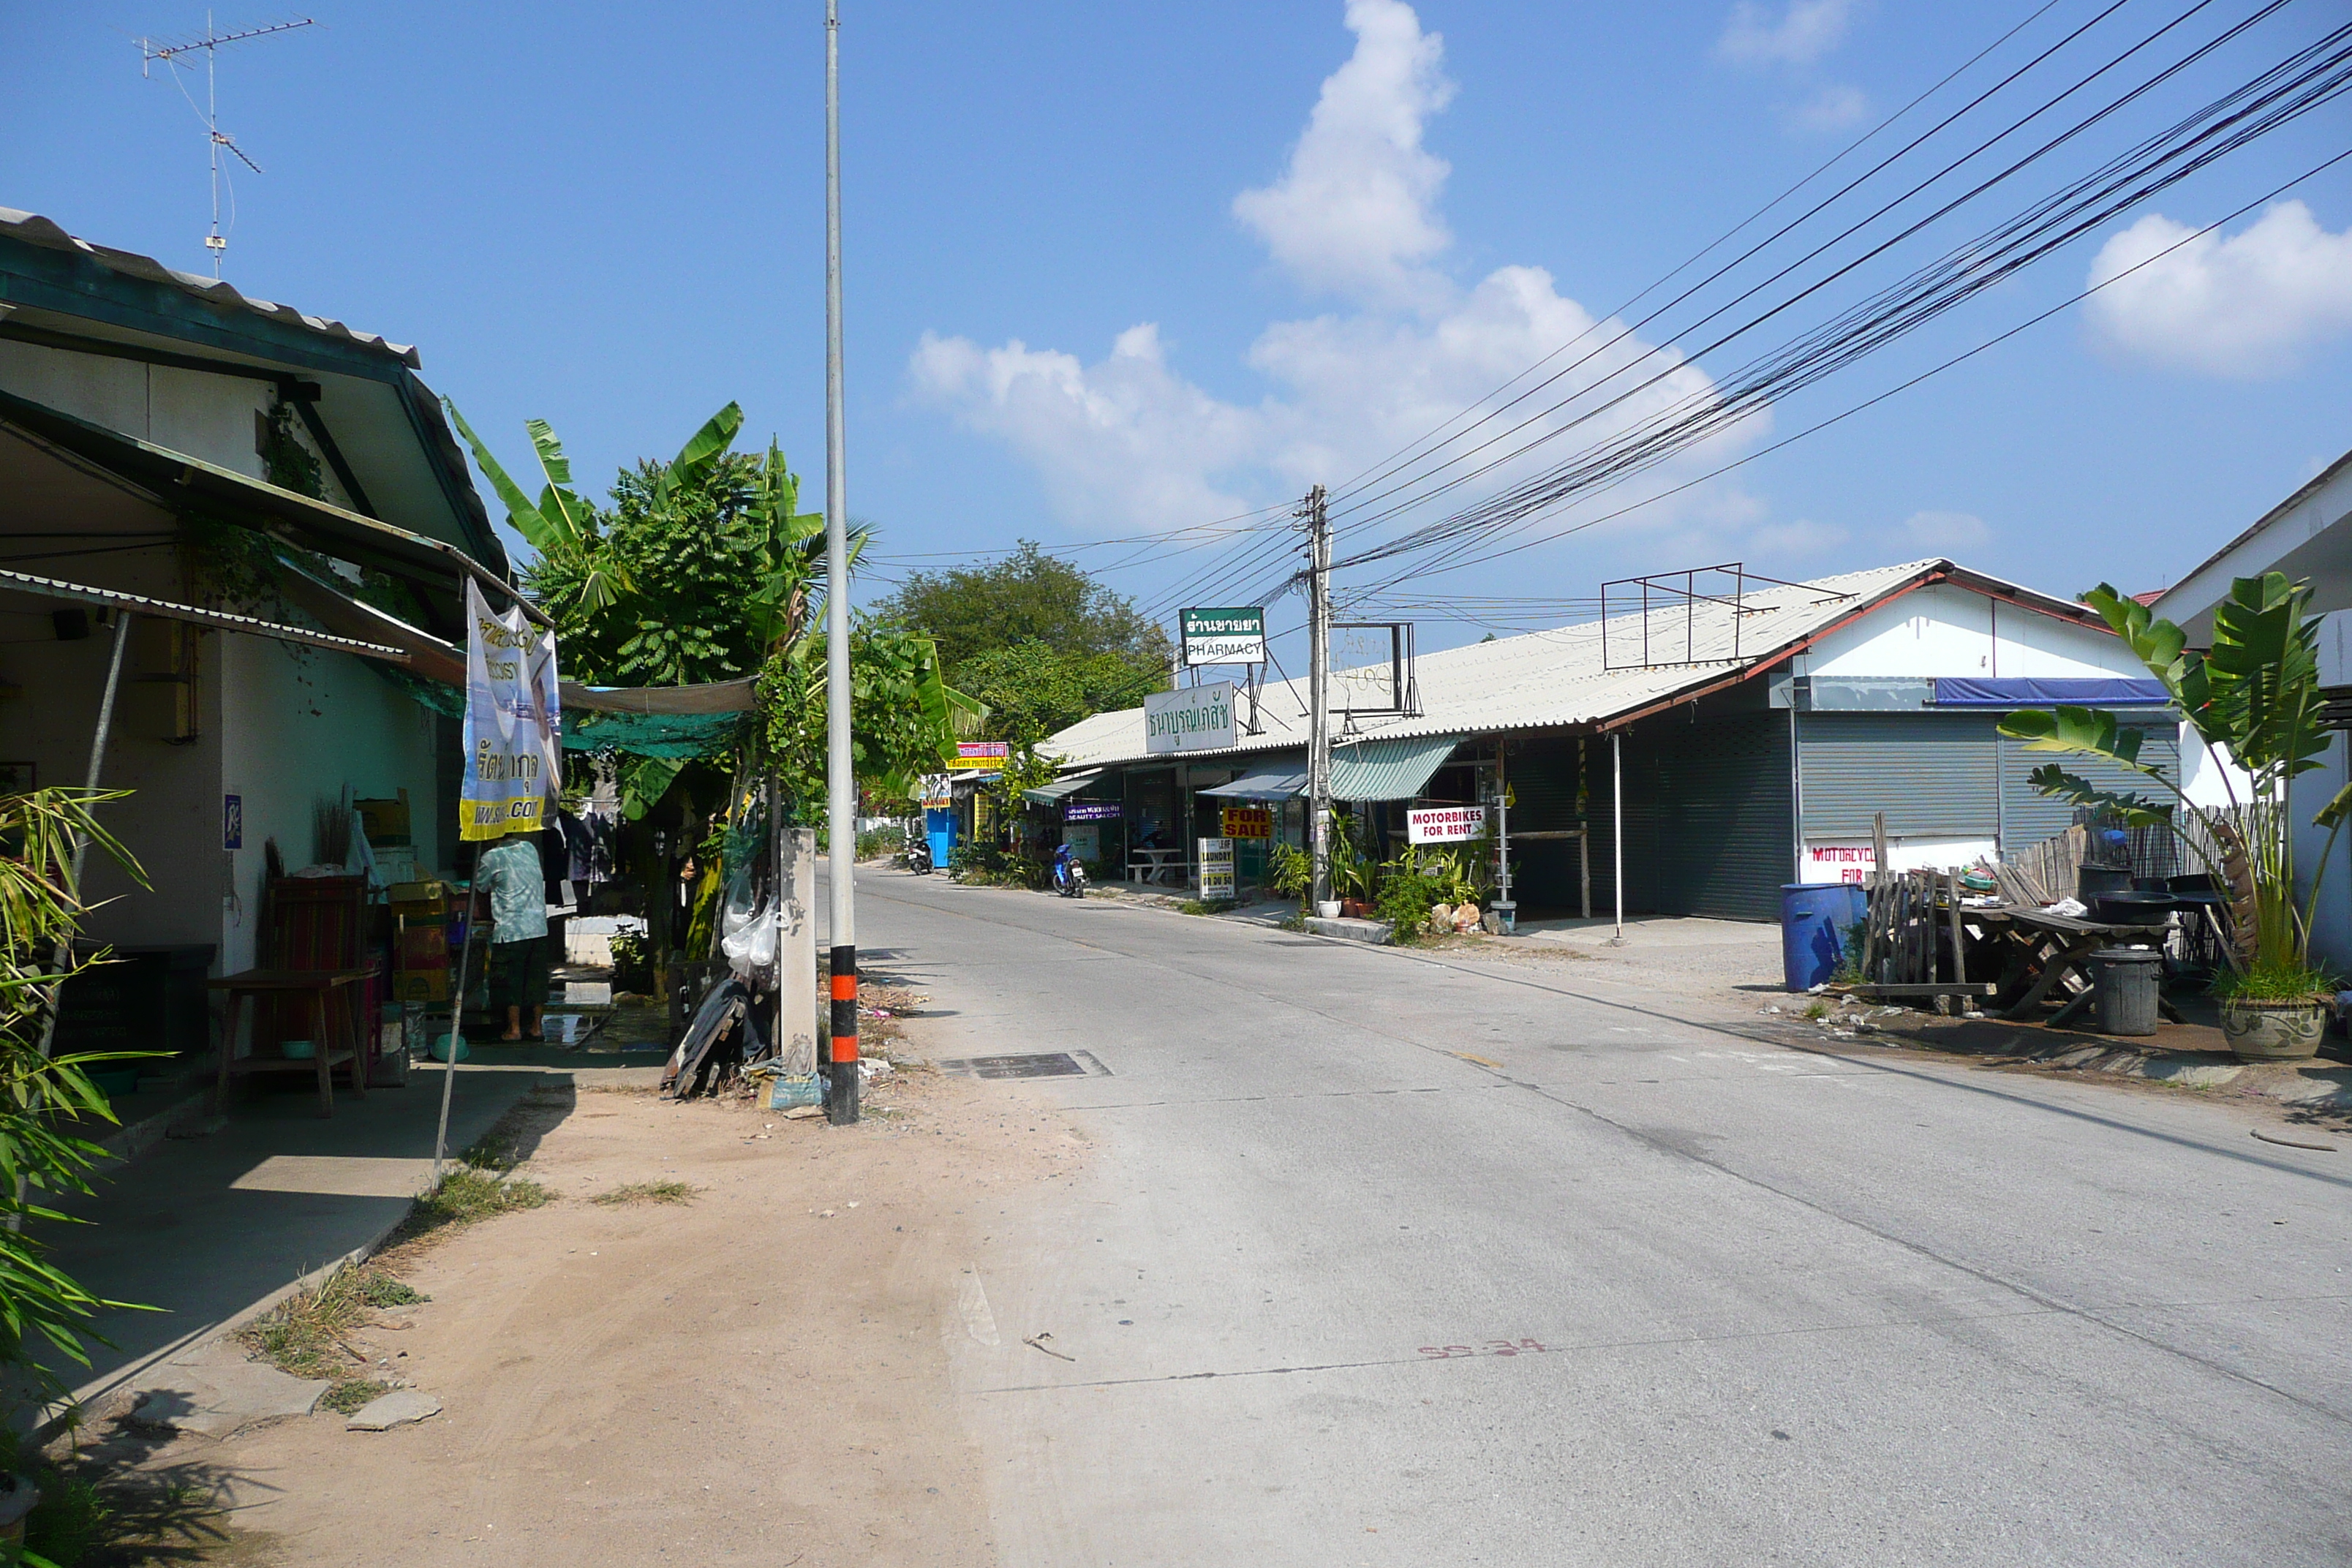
[823,0,859,1125]
[1304,486,1332,912]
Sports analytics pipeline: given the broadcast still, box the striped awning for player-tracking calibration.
[1328,734,1463,802]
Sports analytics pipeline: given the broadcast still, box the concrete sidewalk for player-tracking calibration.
[34,1044,652,1423]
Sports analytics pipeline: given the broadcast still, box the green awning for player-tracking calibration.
[1328,734,1463,802]
[1022,771,1103,805]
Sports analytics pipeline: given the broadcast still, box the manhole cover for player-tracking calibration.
[936,1051,1111,1080]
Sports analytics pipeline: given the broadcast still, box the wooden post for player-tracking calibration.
[1945,870,1966,987]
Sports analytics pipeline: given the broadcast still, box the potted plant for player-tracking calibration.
[1999,573,2352,1060]
[1267,843,1314,918]
[1330,813,1374,919]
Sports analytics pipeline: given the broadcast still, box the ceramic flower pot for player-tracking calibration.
[2218,998,2328,1061]
[0,1472,39,1542]
[1314,900,1341,920]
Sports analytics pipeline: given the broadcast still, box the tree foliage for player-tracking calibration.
[872,540,1170,742]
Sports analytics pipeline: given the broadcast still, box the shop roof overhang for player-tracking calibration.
[2149,442,2352,644]
[0,385,536,632]
[0,208,504,571]
[0,565,407,661]
[1043,559,2114,772]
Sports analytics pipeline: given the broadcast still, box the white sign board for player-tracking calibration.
[460,579,562,842]
[1145,682,1237,754]
[1407,804,1490,844]
[1198,836,1235,901]
[1803,843,1876,883]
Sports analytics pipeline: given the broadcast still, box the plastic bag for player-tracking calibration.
[722,902,778,979]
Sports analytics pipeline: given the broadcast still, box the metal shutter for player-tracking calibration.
[1798,712,1998,840]
[1618,711,1792,921]
[1998,725,2181,852]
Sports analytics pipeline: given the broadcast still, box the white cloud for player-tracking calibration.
[1718,0,1857,67]
[1232,0,1455,308]
[912,1,1765,545]
[1787,83,1868,133]
[1899,510,1990,551]
[2084,201,2352,378]
[1749,518,1849,555]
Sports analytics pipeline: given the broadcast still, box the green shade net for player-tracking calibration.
[375,667,747,759]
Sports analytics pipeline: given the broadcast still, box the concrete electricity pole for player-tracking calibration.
[823,0,859,1124]
[1304,486,1332,911]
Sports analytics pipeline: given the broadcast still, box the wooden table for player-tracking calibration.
[208,968,374,1117]
[1980,908,2186,1025]
[1128,848,1186,886]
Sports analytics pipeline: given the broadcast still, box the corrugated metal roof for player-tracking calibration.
[1328,733,1464,801]
[0,207,421,368]
[1047,559,2098,772]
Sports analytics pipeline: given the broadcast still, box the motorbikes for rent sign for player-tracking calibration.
[460,579,561,842]
[1406,804,1489,844]
[1145,682,1237,754]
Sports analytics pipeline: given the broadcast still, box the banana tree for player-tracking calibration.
[445,399,628,614]
[1998,573,2352,988]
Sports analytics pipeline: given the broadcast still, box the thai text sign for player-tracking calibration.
[460,580,561,843]
[1064,800,1123,823]
[946,741,1009,772]
[1182,606,1266,666]
[1145,682,1237,754]
[1199,837,1235,900]
[1221,804,1272,840]
[1406,804,1490,845]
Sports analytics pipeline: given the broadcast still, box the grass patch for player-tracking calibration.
[1803,1001,1830,1020]
[395,1166,551,1245]
[241,1265,419,1382]
[591,1180,698,1207]
[320,1378,392,1416]
[1177,899,1238,916]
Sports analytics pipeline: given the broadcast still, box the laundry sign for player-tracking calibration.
[1145,682,1237,754]
[1181,606,1266,666]
[460,579,562,842]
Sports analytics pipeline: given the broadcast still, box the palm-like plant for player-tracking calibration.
[1998,573,2352,994]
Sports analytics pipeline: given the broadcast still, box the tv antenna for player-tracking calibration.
[136,14,315,276]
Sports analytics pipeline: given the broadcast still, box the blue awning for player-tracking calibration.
[1199,766,1307,801]
[1931,678,2173,707]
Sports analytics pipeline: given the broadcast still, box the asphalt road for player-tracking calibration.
[848,868,2352,1567]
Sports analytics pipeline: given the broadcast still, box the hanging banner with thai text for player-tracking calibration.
[459,579,561,842]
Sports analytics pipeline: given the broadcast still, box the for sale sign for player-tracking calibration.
[1221,804,1272,840]
[1406,804,1490,844]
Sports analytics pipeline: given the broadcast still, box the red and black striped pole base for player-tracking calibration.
[827,944,859,1124]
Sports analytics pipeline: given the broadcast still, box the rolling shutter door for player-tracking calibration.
[1619,711,1791,921]
[1998,724,2180,852]
[1798,712,1998,840]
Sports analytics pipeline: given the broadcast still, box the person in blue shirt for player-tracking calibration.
[476,831,551,1041]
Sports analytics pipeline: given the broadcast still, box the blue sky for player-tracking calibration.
[9,1,2352,655]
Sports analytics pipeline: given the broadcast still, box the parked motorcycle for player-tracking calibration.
[905,834,934,875]
[1052,843,1088,898]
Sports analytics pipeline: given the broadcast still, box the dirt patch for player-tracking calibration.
[94,1068,1083,1566]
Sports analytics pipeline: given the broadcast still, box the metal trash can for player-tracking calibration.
[2092,947,2163,1036]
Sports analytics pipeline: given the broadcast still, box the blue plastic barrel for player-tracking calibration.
[1781,882,1867,992]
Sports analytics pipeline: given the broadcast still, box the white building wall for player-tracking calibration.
[1793,582,2149,679]
[216,637,442,973]
[0,340,271,478]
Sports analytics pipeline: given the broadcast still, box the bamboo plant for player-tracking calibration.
[0,788,155,1398]
[1997,573,2352,1000]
